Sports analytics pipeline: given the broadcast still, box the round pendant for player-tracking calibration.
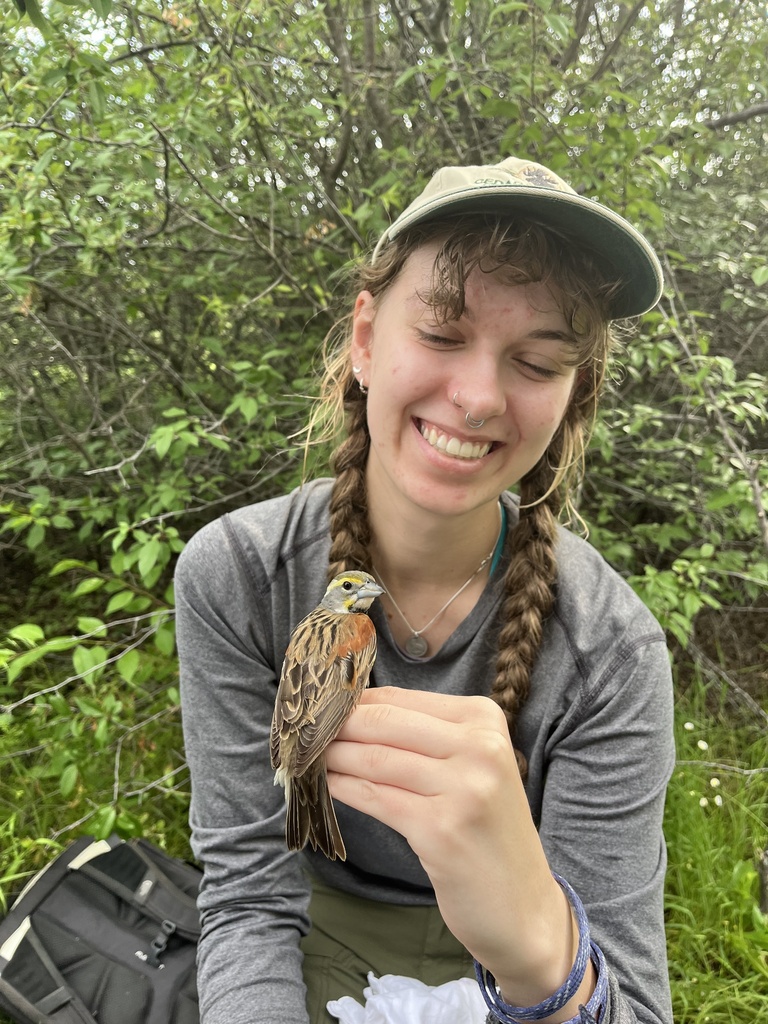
[404,634,429,658]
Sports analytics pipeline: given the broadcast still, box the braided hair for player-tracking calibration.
[306,216,619,774]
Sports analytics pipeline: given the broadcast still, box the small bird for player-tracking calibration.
[270,570,383,861]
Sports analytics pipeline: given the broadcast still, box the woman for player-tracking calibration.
[176,156,674,1024]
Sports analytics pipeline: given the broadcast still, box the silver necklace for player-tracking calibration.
[374,506,502,659]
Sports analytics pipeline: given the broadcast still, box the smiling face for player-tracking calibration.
[350,241,580,520]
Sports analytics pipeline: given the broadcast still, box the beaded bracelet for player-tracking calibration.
[474,873,608,1024]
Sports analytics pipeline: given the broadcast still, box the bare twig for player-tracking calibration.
[702,102,768,130]
[689,639,768,729]
[676,760,768,777]
[122,764,189,800]
[112,705,181,803]
[1,612,174,715]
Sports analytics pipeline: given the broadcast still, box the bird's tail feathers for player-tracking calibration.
[286,769,346,861]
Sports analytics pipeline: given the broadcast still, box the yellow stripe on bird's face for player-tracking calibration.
[320,571,384,614]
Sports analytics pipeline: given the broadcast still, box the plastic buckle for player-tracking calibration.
[146,919,176,968]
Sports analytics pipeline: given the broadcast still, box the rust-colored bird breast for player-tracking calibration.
[270,606,378,775]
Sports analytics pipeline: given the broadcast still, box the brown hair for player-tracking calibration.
[307,215,620,774]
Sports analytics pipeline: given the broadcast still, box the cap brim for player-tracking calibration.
[373,186,663,319]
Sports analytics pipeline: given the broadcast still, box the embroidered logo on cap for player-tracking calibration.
[473,164,570,192]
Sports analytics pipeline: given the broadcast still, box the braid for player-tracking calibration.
[327,390,371,579]
[305,216,615,756]
[491,458,560,780]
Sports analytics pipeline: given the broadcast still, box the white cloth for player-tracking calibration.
[327,973,488,1024]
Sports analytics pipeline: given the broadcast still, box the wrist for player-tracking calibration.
[475,873,608,1024]
[485,874,581,1008]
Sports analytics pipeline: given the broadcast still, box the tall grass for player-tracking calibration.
[665,680,768,1023]
[1,676,766,1022]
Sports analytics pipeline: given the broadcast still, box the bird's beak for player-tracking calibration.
[360,583,385,601]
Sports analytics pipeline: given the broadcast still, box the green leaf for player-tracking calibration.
[105,590,137,615]
[138,537,162,578]
[26,523,46,550]
[94,716,110,746]
[40,69,68,89]
[50,559,89,577]
[77,617,107,638]
[154,621,176,657]
[89,805,117,840]
[72,577,105,597]
[21,0,50,33]
[429,71,447,102]
[751,265,768,287]
[151,426,175,458]
[75,696,103,716]
[116,648,140,683]
[393,65,421,89]
[89,0,114,21]
[59,764,78,798]
[544,13,571,41]
[8,624,45,645]
[7,646,49,684]
[72,645,93,678]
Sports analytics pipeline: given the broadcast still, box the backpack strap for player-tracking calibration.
[77,839,201,940]
[0,837,122,1024]
[0,918,98,1024]
[3,837,119,921]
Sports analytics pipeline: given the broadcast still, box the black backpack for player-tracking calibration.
[0,834,201,1024]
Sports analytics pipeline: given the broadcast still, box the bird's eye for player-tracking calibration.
[341,581,353,591]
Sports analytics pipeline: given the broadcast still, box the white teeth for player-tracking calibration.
[419,422,492,460]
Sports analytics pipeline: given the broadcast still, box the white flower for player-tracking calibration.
[714,795,723,807]
[710,777,720,788]
[684,721,695,731]
[699,797,709,807]
[697,739,709,751]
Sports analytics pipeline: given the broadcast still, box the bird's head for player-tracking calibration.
[320,571,384,613]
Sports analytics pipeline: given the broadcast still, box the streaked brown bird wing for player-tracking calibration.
[270,607,377,774]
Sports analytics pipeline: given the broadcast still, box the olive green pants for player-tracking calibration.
[301,880,474,1023]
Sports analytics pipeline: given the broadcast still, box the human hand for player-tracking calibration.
[325,686,590,1015]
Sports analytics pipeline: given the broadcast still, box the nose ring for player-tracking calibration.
[452,391,485,429]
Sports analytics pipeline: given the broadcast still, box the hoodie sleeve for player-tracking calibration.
[176,515,312,1024]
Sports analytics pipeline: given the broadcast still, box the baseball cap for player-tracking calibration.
[371,156,664,319]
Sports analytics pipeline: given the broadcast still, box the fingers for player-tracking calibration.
[326,688,521,815]
[326,734,443,795]
[329,687,515,787]
[326,766,424,838]
[335,686,508,755]
[334,699,455,759]
[356,685,508,729]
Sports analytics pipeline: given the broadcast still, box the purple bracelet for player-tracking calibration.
[474,873,608,1024]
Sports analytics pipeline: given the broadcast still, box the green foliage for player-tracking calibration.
[584,303,767,647]
[0,2,767,1019]
[665,685,768,1021]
